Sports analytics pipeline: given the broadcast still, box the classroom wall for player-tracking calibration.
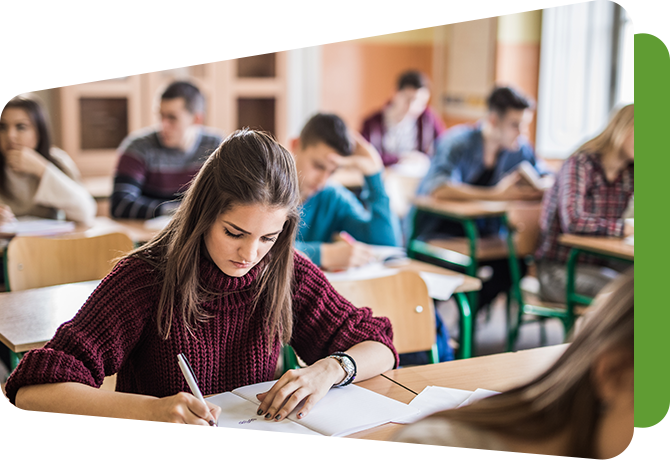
[495,10,542,146]
[0,0,58,142]
[320,29,435,131]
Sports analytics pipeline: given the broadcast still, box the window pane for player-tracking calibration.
[161,24,206,78]
[237,0,277,11]
[80,98,128,151]
[237,98,276,135]
[237,29,277,77]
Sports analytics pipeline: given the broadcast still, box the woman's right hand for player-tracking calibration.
[147,392,221,425]
[4,146,48,178]
[0,205,15,225]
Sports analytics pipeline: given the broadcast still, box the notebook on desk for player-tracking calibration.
[206,380,419,436]
[0,216,76,238]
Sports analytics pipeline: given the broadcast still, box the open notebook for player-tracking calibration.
[206,380,419,436]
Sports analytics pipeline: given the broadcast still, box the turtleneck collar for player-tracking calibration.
[198,254,265,293]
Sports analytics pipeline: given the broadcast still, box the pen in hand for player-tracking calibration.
[177,353,217,426]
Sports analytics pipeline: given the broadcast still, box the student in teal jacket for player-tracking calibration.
[291,113,402,272]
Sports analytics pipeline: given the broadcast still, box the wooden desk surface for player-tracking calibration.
[0,280,100,352]
[383,344,569,394]
[395,259,482,293]
[413,196,509,219]
[39,377,414,460]
[558,234,634,261]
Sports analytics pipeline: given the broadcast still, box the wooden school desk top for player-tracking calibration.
[38,376,414,460]
[383,344,569,394]
[0,280,100,353]
[413,196,510,219]
[39,345,567,460]
[558,234,634,261]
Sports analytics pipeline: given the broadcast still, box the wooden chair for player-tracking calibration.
[4,232,134,291]
[3,232,134,390]
[330,271,439,363]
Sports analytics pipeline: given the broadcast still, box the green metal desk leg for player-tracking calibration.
[565,248,579,333]
[461,219,480,313]
[453,292,473,359]
[502,214,524,352]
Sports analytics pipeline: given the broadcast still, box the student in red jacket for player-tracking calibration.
[361,70,445,167]
[6,129,397,426]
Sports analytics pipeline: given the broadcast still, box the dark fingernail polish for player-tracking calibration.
[209,420,216,426]
[265,413,272,419]
[274,414,281,421]
[257,409,263,415]
[298,412,304,419]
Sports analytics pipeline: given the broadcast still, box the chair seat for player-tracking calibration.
[427,236,509,261]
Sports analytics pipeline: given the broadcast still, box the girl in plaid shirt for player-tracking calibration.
[535,104,634,303]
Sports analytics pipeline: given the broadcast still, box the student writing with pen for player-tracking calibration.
[5,130,397,426]
[291,113,402,272]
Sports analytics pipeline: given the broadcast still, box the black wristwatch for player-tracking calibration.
[327,352,357,387]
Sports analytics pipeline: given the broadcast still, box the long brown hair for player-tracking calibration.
[576,103,634,157]
[0,94,64,200]
[430,271,634,458]
[127,129,300,344]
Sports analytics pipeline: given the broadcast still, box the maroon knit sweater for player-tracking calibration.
[5,252,398,405]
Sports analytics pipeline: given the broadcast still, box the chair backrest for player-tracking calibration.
[507,201,544,257]
[5,232,134,291]
[329,271,436,355]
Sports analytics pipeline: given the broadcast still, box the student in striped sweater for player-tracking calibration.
[7,129,397,425]
[110,81,223,219]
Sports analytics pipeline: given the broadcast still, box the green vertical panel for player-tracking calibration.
[635,33,670,428]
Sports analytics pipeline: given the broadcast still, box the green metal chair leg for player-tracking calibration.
[453,292,473,359]
[282,345,300,372]
[9,350,23,371]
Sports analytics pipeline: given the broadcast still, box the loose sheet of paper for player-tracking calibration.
[156,393,328,460]
[392,386,474,424]
[457,388,501,407]
[231,380,419,437]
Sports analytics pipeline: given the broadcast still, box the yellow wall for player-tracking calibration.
[497,10,542,44]
[323,0,435,43]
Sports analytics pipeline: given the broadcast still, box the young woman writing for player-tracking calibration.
[0,95,96,225]
[5,129,397,425]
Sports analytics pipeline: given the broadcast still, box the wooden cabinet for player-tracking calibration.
[54,0,287,176]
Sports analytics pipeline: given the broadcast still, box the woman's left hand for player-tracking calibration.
[255,357,344,421]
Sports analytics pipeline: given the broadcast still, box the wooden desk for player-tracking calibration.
[39,345,567,460]
[559,234,633,330]
[38,376,414,460]
[0,280,100,362]
[558,234,634,261]
[383,344,568,394]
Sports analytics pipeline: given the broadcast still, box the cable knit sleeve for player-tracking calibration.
[289,252,399,368]
[5,257,159,405]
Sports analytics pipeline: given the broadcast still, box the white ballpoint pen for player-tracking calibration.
[177,353,216,426]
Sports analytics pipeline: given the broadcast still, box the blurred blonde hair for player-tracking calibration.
[577,104,634,157]
[430,269,634,458]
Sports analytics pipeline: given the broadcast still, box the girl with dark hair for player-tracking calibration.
[395,270,634,458]
[5,129,397,425]
[0,94,96,225]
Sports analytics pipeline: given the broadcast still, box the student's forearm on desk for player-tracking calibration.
[342,340,396,380]
[15,382,218,424]
[16,382,159,420]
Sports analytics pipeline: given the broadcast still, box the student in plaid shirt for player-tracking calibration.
[535,104,634,303]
